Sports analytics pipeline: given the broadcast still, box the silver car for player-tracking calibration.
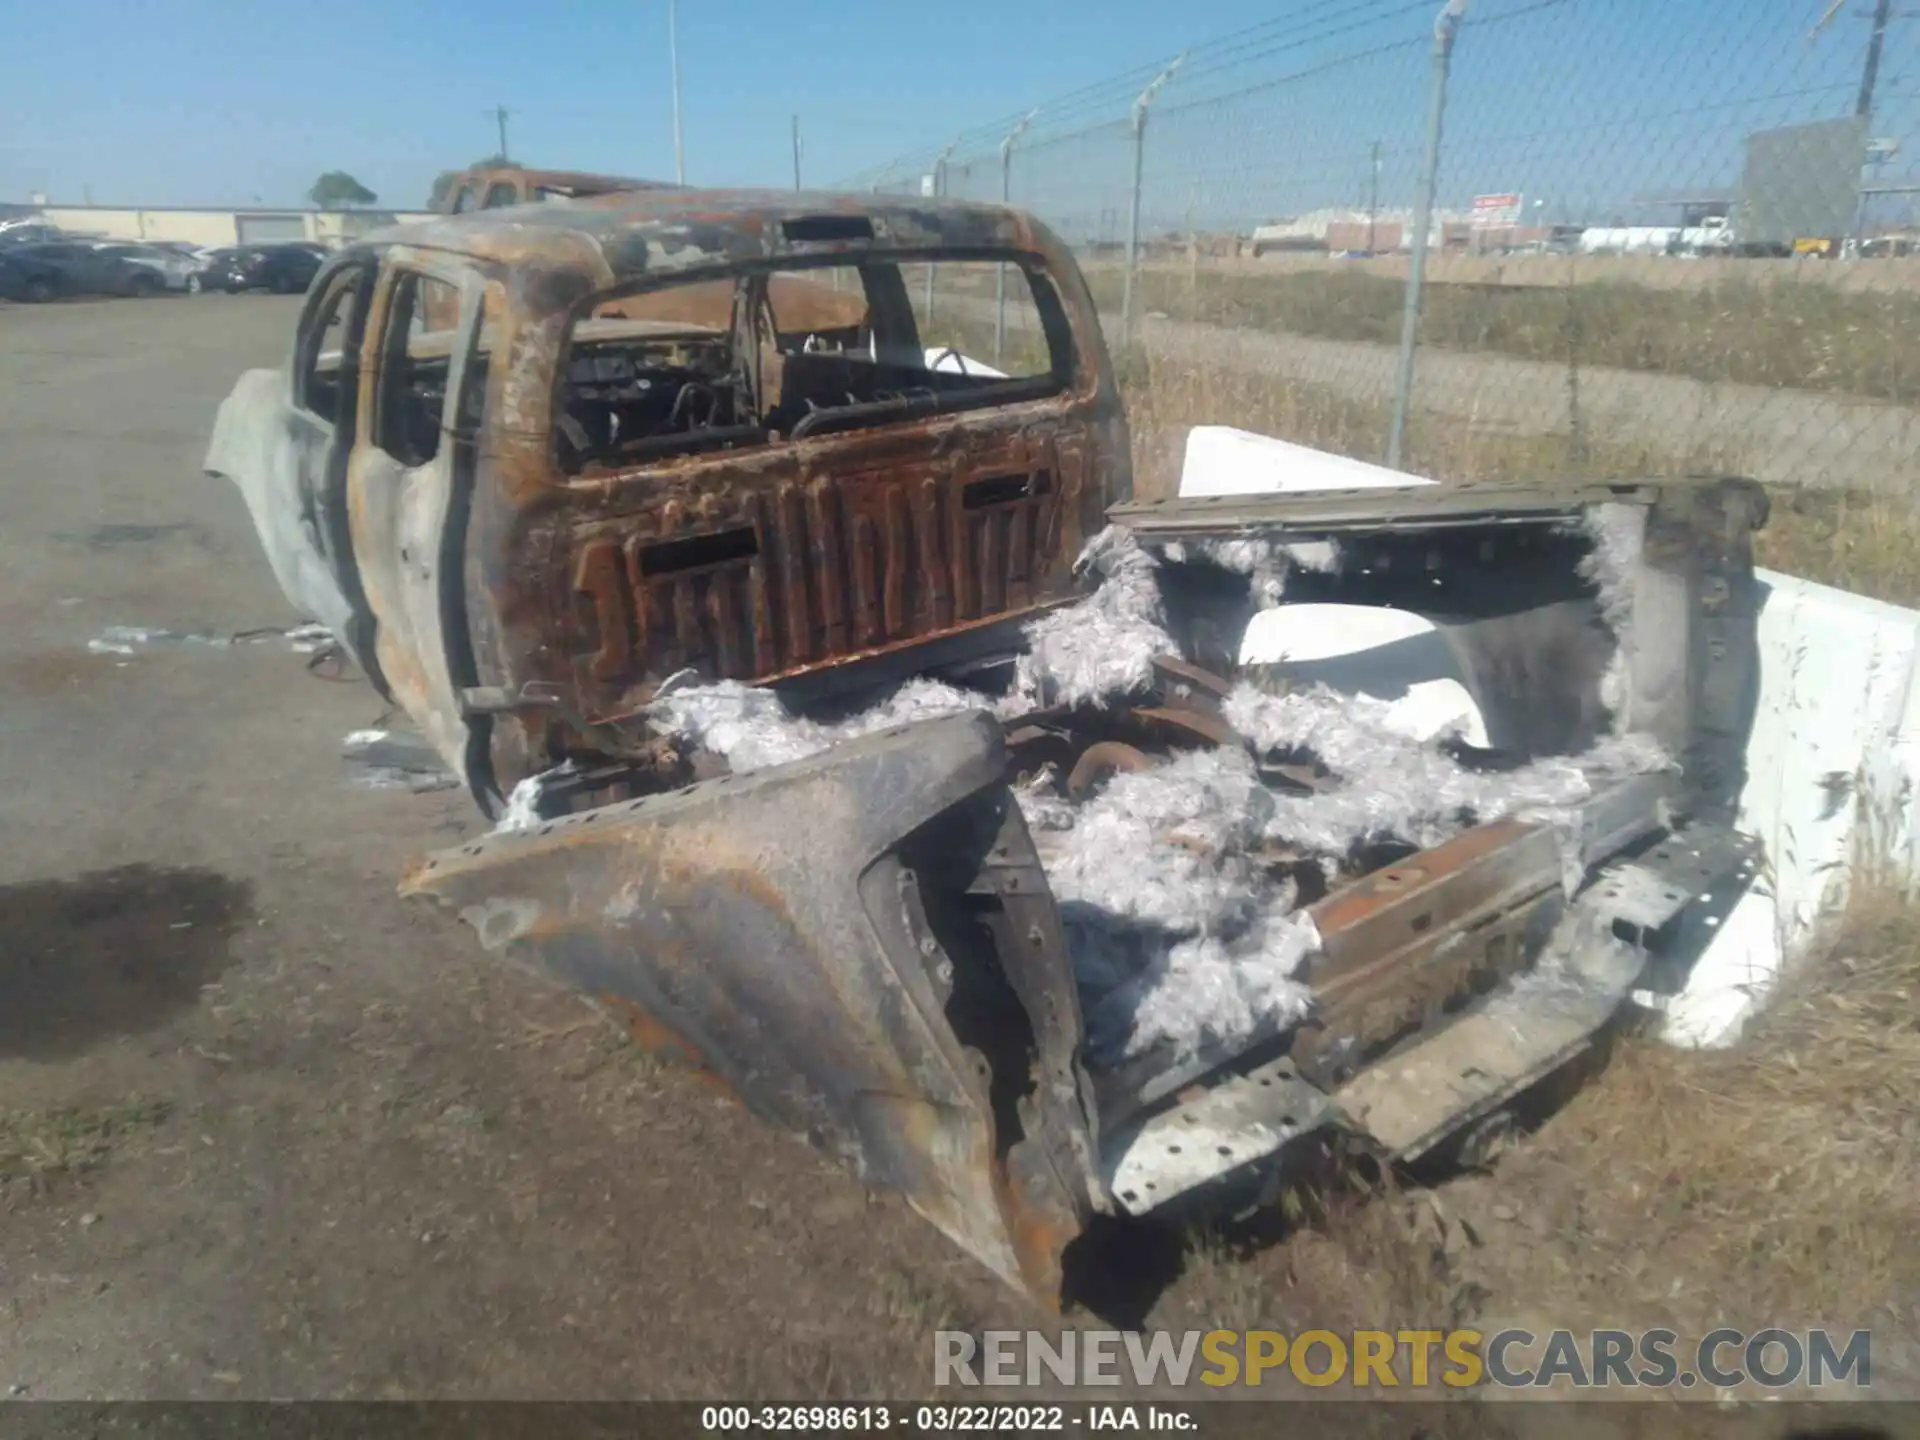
[89,242,200,292]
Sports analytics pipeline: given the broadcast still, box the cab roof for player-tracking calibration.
[361,188,1057,285]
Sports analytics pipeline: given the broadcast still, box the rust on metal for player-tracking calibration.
[423,192,1122,797]
[1066,740,1153,799]
[401,711,1102,1304]
[1292,819,1567,1087]
[436,164,680,216]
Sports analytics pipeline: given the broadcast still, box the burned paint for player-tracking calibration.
[210,182,1777,1305]
[403,710,1103,1303]
[311,192,1126,804]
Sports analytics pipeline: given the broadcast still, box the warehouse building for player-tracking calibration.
[14,203,432,250]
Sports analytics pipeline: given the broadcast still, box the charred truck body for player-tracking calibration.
[208,189,1768,1305]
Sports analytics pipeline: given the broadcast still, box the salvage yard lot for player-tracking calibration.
[0,294,1025,1398]
[0,294,1914,1414]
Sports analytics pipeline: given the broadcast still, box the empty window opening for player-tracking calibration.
[375,272,463,469]
[557,257,1072,477]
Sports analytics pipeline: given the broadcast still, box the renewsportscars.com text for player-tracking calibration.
[934,1328,1873,1391]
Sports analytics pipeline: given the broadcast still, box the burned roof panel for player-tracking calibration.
[365,188,1053,283]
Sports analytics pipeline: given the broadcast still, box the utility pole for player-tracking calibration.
[492,104,512,161]
[1856,0,1894,118]
[791,115,803,191]
[668,0,686,184]
[1367,140,1382,254]
[1849,0,1896,251]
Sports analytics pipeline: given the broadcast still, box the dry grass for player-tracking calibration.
[1116,347,1920,609]
[1089,267,1920,406]
[0,1098,172,1189]
[1167,884,1920,1357]
[1753,486,1920,607]
[1115,346,1738,501]
[1497,884,1920,1327]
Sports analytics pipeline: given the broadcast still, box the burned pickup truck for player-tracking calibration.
[207,189,1767,1306]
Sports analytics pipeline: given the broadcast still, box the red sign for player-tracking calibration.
[1471,192,1523,228]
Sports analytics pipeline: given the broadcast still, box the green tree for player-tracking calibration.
[309,171,378,209]
[426,154,507,211]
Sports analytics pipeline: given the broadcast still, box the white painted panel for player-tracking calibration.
[1178,424,1438,498]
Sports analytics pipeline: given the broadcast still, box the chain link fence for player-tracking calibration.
[837,0,1920,515]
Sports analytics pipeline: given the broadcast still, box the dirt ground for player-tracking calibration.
[0,294,1912,1421]
[0,294,1037,1400]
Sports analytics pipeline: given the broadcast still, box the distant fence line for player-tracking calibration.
[839,0,1920,494]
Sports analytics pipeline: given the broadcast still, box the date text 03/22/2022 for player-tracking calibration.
[698,1405,1196,1431]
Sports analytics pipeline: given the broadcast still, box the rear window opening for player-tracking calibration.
[554,256,1074,477]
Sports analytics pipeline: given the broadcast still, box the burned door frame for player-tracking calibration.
[288,253,385,692]
[347,248,495,804]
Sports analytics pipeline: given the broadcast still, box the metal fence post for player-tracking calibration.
[995,110,1039,364]
[1386,0,1466,472]
[1121,55,1185,355]
[925,139,959,325]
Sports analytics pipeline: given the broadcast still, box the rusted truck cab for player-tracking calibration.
[437,164,678,215]
[208,192,1127,810]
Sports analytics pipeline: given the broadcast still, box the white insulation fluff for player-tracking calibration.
[1025,748,1319,1065]
[492,760,582,833]
[628,521,1672,1068]
[645,676,991,773]
[1008,525,1176,708]
[1223,682,1671,894]
[1577,503,1647,721]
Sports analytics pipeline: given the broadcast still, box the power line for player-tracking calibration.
[1154,0,1573,122]
[840,0,1441,181]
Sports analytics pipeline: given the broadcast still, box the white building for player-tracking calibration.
[28,204,433,250]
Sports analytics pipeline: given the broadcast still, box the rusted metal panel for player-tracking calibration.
[413,194,1127,797]
[1109,475,1768,543]
[437,165,680,216]
[1292,819,1568,1088]
[401,710,1103,1303]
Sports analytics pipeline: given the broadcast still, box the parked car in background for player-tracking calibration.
[0,250,69,301]
[186,247,236,293]
[0,220,64,248]
[208,244,323,294]
[7,241,165,296]
[90,242,199,292]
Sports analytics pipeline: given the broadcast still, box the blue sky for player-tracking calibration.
[3,0,1300,208]
[5,0,1914,231]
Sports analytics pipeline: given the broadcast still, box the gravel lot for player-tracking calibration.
[0,295,1027,1399]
